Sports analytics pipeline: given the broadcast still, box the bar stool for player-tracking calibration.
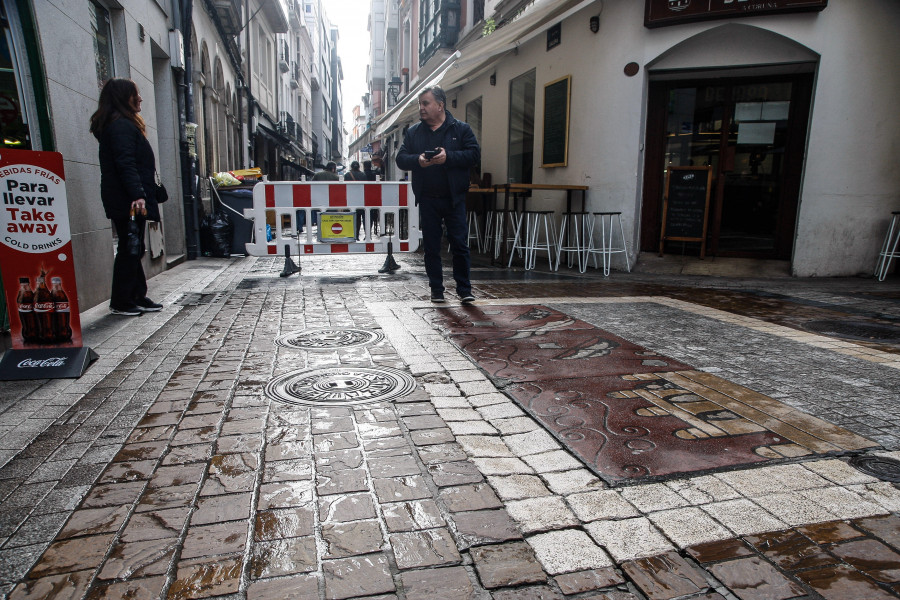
[485,209,521,259]
[509,210,558,270]
[556,211,591,273]
[875,211,900,281]
[586,212,631,276]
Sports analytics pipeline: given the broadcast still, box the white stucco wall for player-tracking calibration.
[450,0,900,276]
[33,0,180,310]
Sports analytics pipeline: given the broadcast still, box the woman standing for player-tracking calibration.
[89,78,163,316]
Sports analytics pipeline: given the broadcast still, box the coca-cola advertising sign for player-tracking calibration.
[0,149,95,379]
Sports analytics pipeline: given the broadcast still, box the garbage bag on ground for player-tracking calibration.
[200,212,234,258]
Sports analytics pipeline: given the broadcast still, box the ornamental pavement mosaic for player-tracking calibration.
[1,256,899,600]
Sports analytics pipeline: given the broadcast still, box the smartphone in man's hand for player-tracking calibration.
[423,148,439,160]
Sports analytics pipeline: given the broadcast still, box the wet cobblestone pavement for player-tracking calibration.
[1,253,899,599]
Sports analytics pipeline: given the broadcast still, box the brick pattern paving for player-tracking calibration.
[0,255,898,600]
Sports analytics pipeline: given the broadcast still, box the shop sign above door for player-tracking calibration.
[645,0,827,28]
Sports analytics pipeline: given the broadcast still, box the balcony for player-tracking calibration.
[211,0,241,36]
[290,62,300,89]
[279,41,290,73]
[418,0,460,67]
[289,0,302,28]
[261,0,289,34]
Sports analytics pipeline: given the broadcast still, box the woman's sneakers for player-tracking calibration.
[135,297,163,312]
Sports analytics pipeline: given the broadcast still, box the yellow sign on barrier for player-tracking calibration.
[318,212,357,243]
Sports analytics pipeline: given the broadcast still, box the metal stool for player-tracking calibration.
[455,210,482,253]
[485,209,521,259]
[875,211,900,281]
[509,210,558,270]
[586,212,631,276]
[556,211,591,273]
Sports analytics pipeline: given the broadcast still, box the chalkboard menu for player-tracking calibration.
[541,75,570,167]
[659,166,712,258]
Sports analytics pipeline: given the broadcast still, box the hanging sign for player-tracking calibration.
[0,149,97,380]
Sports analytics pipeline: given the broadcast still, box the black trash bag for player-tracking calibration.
[200,212,234,258]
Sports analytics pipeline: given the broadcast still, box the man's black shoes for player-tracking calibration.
[461,295,475,305]
[430,290,446,303]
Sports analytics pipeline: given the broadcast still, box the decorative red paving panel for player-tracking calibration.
[422,305,877,484]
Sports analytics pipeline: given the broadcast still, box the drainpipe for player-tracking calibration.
[180,0,200,259]
[245,0,254,168]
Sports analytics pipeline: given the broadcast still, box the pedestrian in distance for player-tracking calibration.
[344,161,367,182]
[364,160,377,181]
[89,77,164,317]
[396,85,481,304]
[312,162,340,181]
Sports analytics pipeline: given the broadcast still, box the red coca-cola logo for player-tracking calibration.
[55,302,70,312]
[34,302,54,311]
[17,303,33,311]
[18,357,67,367]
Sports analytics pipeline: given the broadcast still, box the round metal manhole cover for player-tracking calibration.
[849,455,900,483]
[275,327,384,350]
[265,366,416,407]
[801,320,900,343]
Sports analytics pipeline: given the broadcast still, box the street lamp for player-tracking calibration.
[387,76,403,107]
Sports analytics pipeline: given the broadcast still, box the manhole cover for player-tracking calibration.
[801,320,900,342]
[849,455,900,483]
[275,328,384,350]
[265,366,416,406]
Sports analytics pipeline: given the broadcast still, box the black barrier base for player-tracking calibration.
[280,244,301,278]
[0,346,99,380]
[378,241,401,273]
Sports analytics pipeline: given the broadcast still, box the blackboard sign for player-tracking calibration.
[659,166,712,258]
[541,75,570,168]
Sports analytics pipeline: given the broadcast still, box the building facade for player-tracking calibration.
[1,0,346,316]
[372,0,900,277]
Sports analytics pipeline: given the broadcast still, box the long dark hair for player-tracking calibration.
[89,78,145,140]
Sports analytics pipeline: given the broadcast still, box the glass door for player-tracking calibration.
[647,73,812,258]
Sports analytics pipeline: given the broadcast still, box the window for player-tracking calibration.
[465,97,482,142]
[508,70,535,184]
[89,0,114,89]
[0,2,30,148]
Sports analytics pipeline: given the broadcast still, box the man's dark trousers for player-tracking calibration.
[420,195,471,296]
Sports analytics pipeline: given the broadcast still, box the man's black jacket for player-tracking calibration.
[396,111,480,206]
[98,118,160,221]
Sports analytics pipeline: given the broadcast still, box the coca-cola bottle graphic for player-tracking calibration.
[16,277,38,343]
[50,277,73,342]
[33,270,56,344]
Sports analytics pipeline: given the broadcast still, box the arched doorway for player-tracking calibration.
[640,24,819,259]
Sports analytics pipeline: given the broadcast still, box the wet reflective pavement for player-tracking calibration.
[1,253,899,599]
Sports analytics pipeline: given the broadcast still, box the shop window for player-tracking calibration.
[508,70,535,184]
[89,0,115,89]
[0,2,30,148]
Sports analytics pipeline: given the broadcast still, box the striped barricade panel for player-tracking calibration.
[243,181,420,257]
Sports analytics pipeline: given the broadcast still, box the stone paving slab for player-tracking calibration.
[0,254,899,600]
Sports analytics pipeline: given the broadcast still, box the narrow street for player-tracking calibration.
[1,253,899,600]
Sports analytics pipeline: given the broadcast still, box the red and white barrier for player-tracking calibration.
[244,181,420,257]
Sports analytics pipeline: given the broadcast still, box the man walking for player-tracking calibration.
[396,86,480,303]
[312,162,340,181]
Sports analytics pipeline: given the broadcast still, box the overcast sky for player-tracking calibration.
[327,0,371,138]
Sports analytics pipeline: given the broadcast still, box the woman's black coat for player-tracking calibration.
[98,118,160,221]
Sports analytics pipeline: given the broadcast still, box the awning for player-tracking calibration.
[373,52,461,139]
[442,0,595,90]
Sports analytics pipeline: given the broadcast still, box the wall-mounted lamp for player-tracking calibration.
[489,73,496,86]
[589,15,600,33]
[139,23,146,42]
[451,98,457,108]
[387,76,403,107]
